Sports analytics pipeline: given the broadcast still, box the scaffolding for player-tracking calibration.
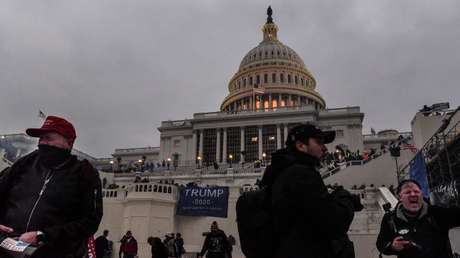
[400,107,460,207]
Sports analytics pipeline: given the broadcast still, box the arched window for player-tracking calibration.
[249,77,253,85]
[243,78,247,87]
[287,74,291,83]
[264,74,268,84]
[280,74,285,83]
[295,76,298,85]
[301,78,304,86]
[256,75,260,85]
[272,73,276,83]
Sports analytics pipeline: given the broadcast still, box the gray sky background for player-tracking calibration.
[1,0,459,157]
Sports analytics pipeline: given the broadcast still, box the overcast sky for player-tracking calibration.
[1,0,459,157]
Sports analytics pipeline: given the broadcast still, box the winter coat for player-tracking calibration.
[199,230,231,258]
[95,236,109,258]
[174,237,185,257]
[262,148,356,258]
[0,150,103,258]
[376,201,460,258]
[121,237,138,255]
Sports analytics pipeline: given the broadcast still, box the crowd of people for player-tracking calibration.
[93,221,238,258]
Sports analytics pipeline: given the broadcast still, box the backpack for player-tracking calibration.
[236,186,277,258]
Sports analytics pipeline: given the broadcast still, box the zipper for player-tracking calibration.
[25,170,54,232]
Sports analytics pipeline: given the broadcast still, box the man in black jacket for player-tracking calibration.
[0,116,103,258]
[199,222,231,258]
[95,230,110,258]
[376,179,460,258]
[260,124,360,258]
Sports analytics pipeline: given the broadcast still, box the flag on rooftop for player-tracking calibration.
[253,84,265,95]
[38,110,46,120]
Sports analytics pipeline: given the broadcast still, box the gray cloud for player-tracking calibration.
[1,0,459,156]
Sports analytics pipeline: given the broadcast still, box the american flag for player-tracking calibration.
[401,143,418,154]
[253,84,265,95]
[88,236,96,258]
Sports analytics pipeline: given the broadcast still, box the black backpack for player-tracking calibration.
[236,186,277,258]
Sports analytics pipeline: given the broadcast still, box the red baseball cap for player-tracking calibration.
[26,116,77,141]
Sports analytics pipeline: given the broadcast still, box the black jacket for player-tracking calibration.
[200,230,231,257]
[262,148,355,258]
[376,202,460,258]
[0,150,103,258]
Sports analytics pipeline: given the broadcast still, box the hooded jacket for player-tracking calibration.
[376,201,460,258]
[0,150,103,258]
[262,148,355,258]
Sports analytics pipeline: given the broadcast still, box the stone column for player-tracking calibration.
[276,125,282,149]
[288,95,292,107]
[269,93,272,109]
[222,128,227,164]
[216,129,221,163]
[284,124,288,143]
[192,131,197,161]
[258,126,263,160]
[199,130,204,166]
[240,127,245,163]
[249,97,253,111]
[278,94,282,107]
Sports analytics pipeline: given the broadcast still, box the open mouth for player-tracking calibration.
[409,198,419,205]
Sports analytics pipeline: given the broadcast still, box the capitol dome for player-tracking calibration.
[221,7,326,112]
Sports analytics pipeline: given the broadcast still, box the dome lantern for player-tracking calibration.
[262,6,278,41]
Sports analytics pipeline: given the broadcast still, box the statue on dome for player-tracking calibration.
[266,6,273,23]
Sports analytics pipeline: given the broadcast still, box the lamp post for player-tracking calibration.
[389,145,401,183]
[197,156,202,168]
[138,159,144,172]
[167,158,171,170]
[262,152,266,166]
[229,154,233,168]
[109,160,114,172]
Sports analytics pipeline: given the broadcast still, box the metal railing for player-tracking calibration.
[102,182,178,200]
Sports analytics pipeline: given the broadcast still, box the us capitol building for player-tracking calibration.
[157,7,364,167]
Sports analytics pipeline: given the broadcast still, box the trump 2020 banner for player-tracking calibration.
[176,186,229,218]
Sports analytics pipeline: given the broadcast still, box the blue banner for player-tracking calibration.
[409,152,430,198]
[176,186,229,218]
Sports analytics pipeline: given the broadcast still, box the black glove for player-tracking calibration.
[331,188,364,212]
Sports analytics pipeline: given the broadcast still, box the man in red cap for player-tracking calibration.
[0,116,103,258]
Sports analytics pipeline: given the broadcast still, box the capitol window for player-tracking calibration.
[174,140,181,147]
[336,130,344,138]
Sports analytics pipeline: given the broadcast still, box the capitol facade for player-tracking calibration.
[158,7,365,167]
